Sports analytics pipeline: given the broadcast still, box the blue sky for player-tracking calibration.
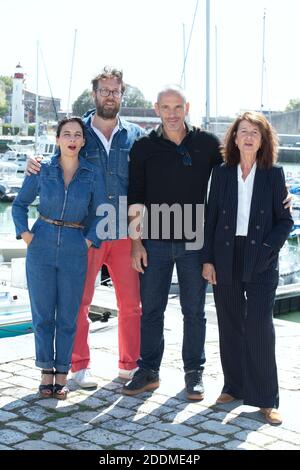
[2,0,299,123]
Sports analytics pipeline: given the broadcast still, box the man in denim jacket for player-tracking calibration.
[28,67,144,387]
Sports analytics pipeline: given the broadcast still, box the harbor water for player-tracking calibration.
[0,162,299,331]
[1,162,299,234]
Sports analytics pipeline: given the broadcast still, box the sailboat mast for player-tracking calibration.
[182,23,186,90]
[260,9,266,112]
[215,24,218,135]
[180,0,199,87]
[35,41,39,153]
[205,0,210,131]
[67,29,77,117]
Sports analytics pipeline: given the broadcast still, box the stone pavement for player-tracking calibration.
[0,289,299,451]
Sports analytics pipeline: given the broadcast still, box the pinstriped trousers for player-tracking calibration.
[213,236,279,409]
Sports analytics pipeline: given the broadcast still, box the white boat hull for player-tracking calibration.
[0,288,32,337]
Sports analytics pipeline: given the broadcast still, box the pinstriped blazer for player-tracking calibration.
[202,163,294,285]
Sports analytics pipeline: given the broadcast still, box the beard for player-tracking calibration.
[95,96,120,120]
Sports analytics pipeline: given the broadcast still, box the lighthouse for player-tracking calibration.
[11,63,25,128]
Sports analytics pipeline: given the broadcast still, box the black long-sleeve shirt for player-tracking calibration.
[128,124,223,241]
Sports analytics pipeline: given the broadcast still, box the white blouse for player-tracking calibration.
[235,162,257,236]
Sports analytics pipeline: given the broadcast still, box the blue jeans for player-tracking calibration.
[26,222,88,373]
[138,240,207,372]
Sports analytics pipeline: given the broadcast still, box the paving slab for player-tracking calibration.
[0,289,299,451]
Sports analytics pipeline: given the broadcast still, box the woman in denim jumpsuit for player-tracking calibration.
[12,117,107,399]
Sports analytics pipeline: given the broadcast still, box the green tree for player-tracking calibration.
[285,98,300,111]
[72,89,93,116]
[0,76,12,118]
[72,84,152,116]
[122,84,152,108]
[0,83,7,117]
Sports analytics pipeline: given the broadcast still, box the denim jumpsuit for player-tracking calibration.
[12,155,107,372]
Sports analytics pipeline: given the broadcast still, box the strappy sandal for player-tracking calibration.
[39,369,54,398]
[53,371,69,400]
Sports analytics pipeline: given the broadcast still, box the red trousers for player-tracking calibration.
[71,239,141,372]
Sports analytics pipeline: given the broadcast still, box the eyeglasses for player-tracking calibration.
[176,144,192,167]
[96,88,122,98]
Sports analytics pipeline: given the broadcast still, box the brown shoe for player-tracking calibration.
[122,368,160,396]
[215,393,236,404]
[185,370,204,401]
[260,408,282,425]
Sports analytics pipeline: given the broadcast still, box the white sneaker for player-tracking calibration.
[118,367,138,380]
[70,368,97,388]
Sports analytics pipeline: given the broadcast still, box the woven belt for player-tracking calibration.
[39,214,84,229]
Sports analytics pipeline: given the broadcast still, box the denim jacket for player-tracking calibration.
[81,110,144,238]
[12,155,107,248]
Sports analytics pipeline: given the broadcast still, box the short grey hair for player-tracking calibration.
[156,84,187,104]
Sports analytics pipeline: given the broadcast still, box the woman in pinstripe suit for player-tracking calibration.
[202,112,293,425]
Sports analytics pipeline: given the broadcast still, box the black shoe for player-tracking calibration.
[38,369,54,398]
[122,368,160,396]
[53,371,69,400]
[185,369,204,401]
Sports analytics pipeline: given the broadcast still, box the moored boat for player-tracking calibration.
[0,162,23,202]
[0,288,32,338]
